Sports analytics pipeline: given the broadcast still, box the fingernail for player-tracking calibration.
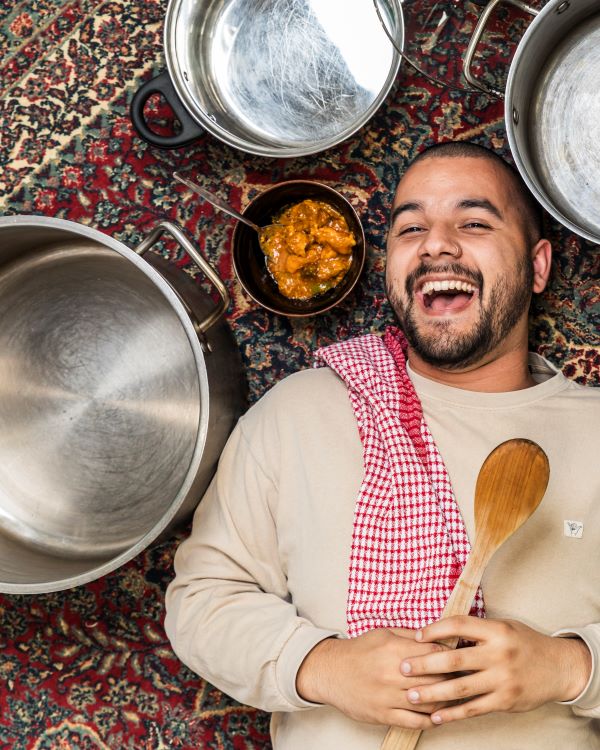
[415,629,423,641]
[407,690,420,703]
[401,661,411,674]
[431,714,443,725]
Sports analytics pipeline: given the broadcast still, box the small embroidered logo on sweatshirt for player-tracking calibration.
[564,520,584,538]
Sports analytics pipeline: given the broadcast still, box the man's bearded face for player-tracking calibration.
[386,256,533,370]
[385,156,538,371]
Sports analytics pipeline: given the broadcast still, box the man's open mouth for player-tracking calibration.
[419,278,478,314]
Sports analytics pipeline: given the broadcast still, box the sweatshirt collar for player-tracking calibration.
[406,353,567,408]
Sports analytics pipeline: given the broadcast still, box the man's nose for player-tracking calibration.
[418,228,461,260]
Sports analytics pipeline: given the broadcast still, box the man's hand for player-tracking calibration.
[296,627,450,729]
[398,616,592,726]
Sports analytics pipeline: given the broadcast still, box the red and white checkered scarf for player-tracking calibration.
[315,327,484,638]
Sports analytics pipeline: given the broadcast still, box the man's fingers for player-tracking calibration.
[385,708,438,730]
[406,673,487,707]
[416,615,492,644]
[403,696,449,714]
[401,644,480,678]
[429,694,496,725]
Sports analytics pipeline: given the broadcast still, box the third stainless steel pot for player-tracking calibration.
[465,0,600,245]
[130,0,404,157]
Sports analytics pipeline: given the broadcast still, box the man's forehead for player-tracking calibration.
[392,156,512,206]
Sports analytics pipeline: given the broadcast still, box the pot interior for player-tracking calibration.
[166,0,403,155]
[507,0,600,242]
[0,228,201,589]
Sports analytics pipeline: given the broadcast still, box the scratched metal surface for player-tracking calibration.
[530,13,600,242]
[166,0,402,153]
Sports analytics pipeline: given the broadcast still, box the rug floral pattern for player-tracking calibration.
[0,0,598,747]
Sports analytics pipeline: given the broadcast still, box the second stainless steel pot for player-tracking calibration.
[465,0,600,245]
[130,0,404,156]
[0,217,245,594]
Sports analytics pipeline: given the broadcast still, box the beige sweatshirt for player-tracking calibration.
[165,354,600,749]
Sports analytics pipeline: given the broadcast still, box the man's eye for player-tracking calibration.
[463,221,490,230]
[398,226,425,235]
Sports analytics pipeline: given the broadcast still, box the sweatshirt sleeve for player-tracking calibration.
[164,413,341,712]
[554,625,600,717]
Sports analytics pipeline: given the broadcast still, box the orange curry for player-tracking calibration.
[261,199,356,299]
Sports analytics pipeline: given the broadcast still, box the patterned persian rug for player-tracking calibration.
[0,0,597,748]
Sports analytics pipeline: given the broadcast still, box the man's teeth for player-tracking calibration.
[421,279,477,295]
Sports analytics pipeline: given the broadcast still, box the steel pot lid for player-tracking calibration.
[163,0,404,157]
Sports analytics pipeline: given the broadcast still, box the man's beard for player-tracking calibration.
[386,259,533,370]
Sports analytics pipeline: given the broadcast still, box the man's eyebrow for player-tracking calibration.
[457,198,504,221]
[390,201,424,225]
[390,198,504,225]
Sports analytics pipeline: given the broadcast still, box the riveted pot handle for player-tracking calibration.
[135,221,229,335]
[130,71,205,149]
[463,0,539,97]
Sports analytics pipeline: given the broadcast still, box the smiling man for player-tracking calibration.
[165,142,600,749]
[386,142,550,386]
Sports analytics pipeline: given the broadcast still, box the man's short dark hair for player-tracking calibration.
[407,141,544,246]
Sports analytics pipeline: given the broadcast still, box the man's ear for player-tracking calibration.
[531,239,552,293]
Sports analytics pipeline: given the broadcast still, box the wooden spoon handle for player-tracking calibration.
[439,551,486,621]
[381,439,549,750]
[381,725,421,750]
[380,554,485,750]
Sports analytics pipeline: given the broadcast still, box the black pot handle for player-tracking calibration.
[130,71,205,149]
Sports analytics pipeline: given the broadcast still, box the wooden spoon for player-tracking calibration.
[381,438,550,750]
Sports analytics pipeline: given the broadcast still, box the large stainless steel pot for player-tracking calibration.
[0,217,245,594]
[465,0,600,245]
[130,0,404,156]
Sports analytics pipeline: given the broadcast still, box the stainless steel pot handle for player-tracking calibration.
[373,0,494,93]
[134,221,230,335]
[463,0,539,97]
